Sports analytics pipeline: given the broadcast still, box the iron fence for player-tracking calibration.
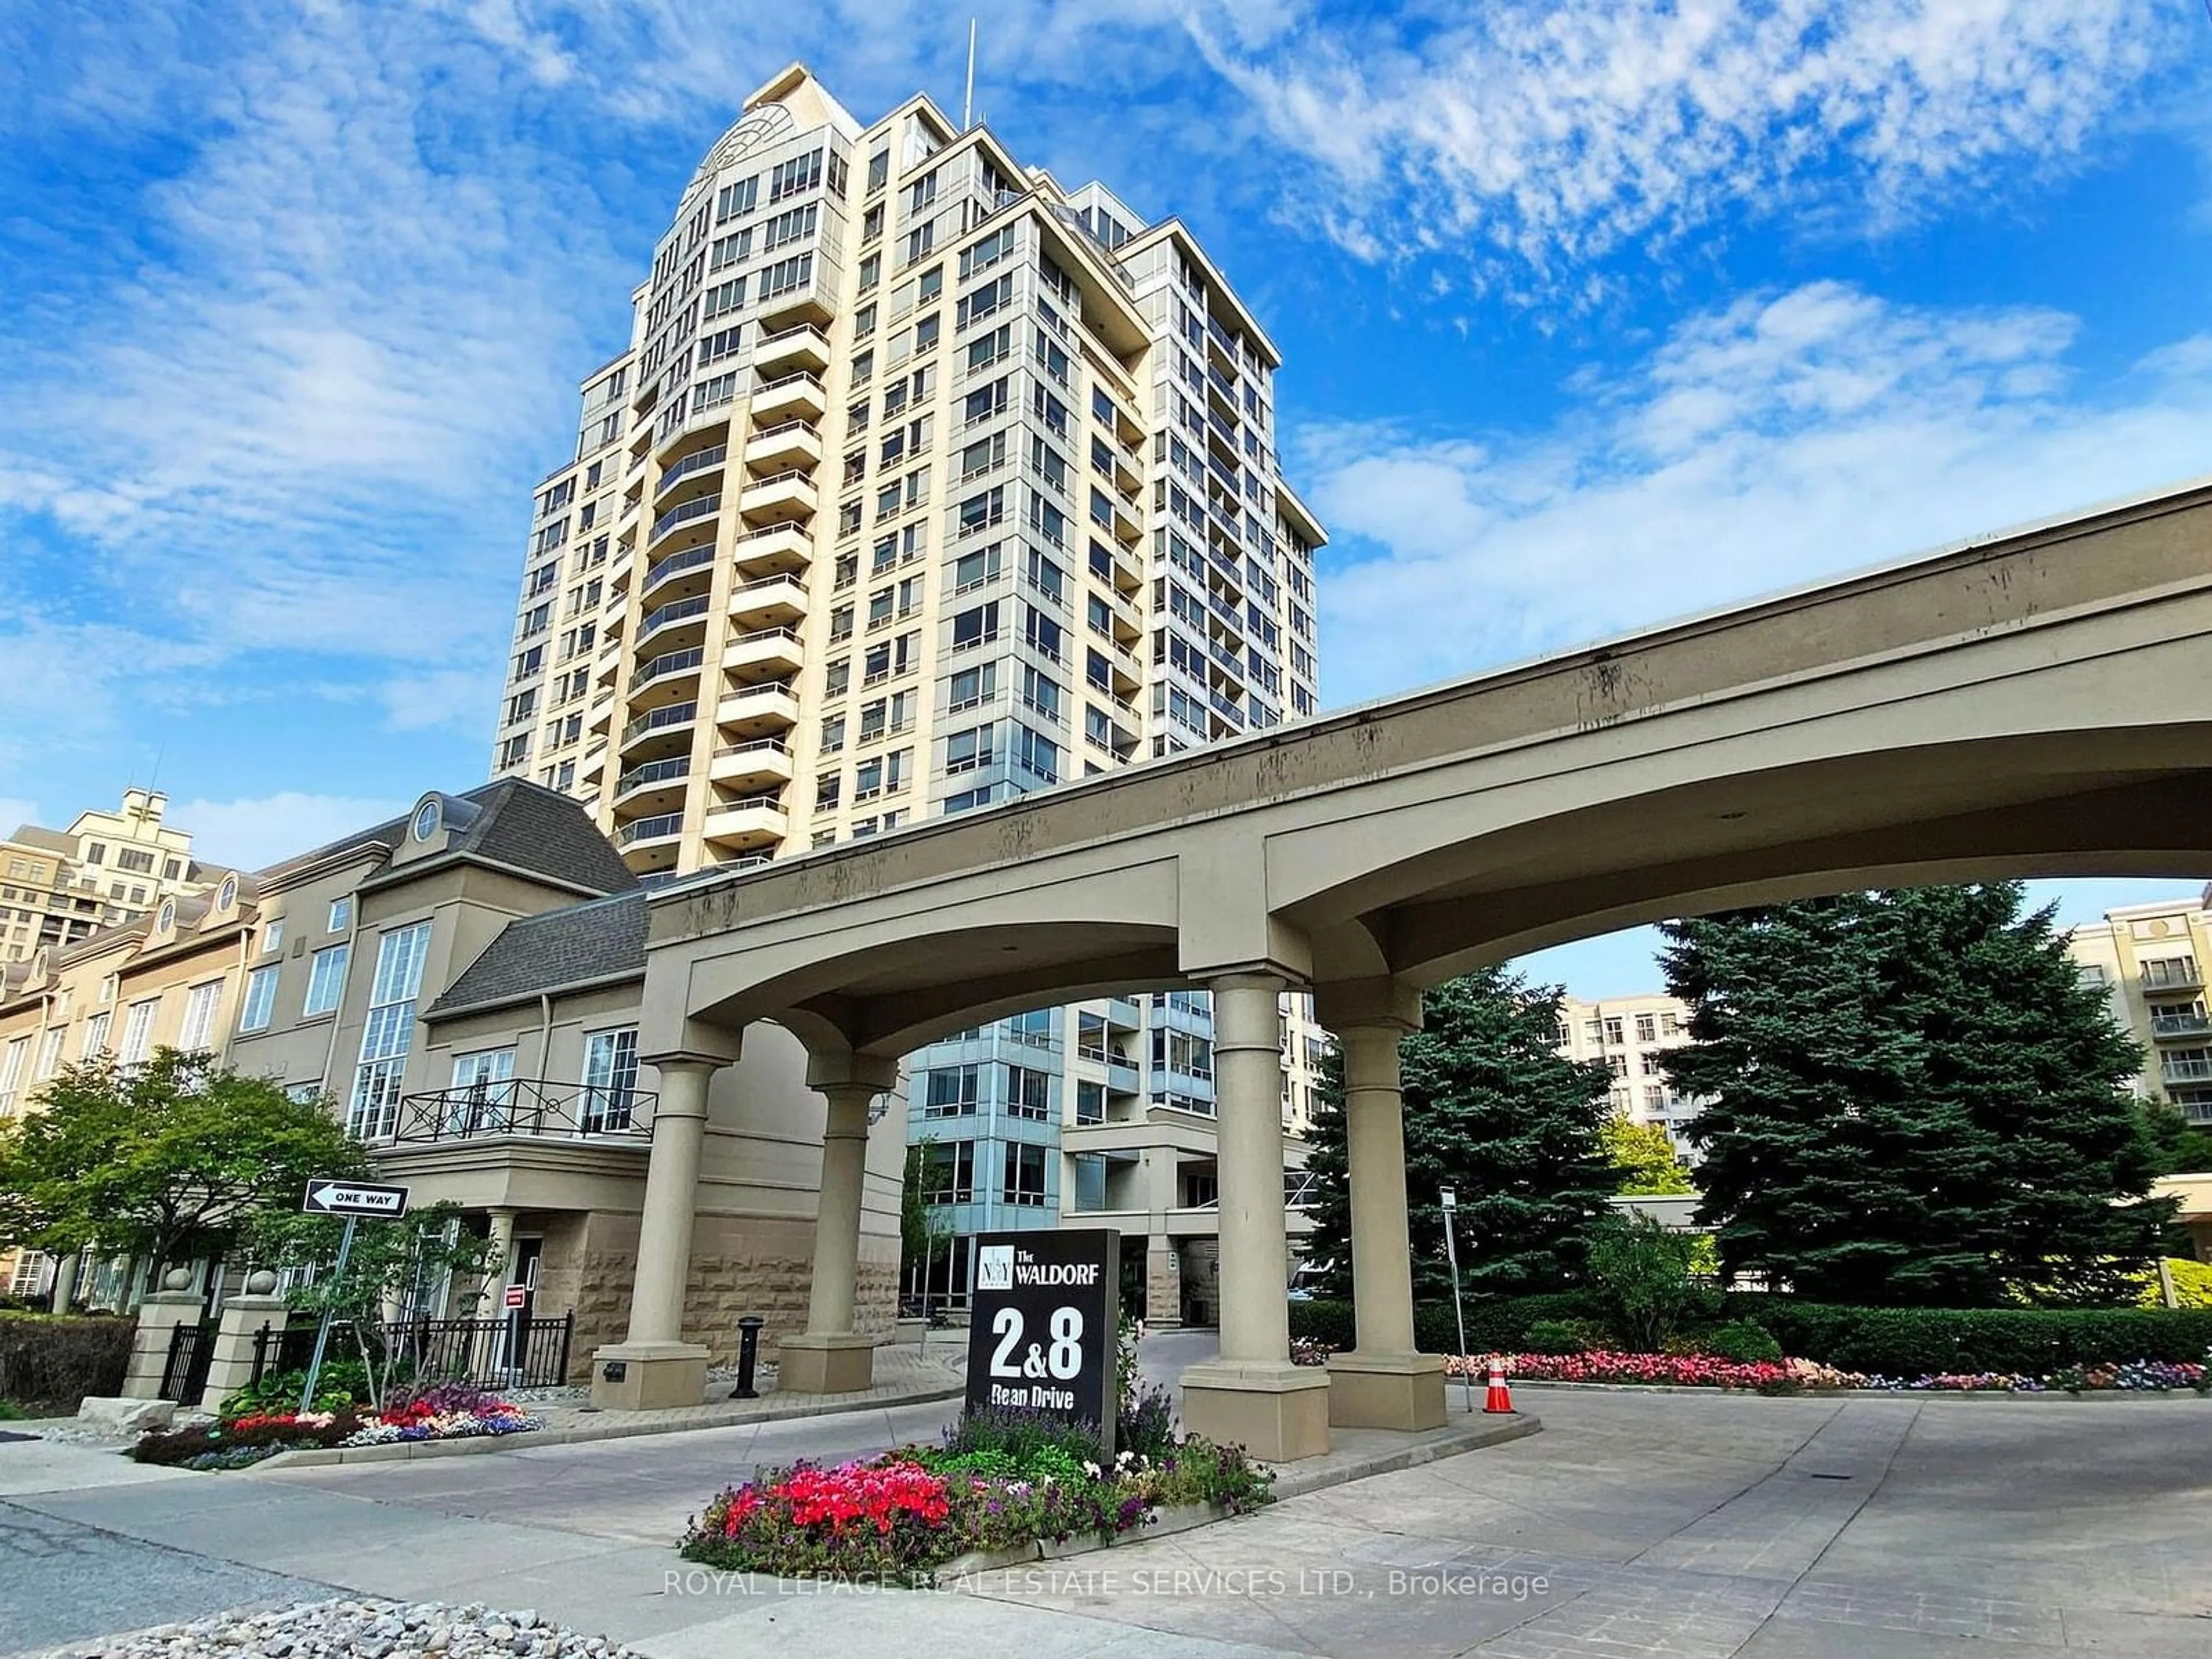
[391,1078,657,1143]
[159,1322,214,1404]
[245,1312,574,1393]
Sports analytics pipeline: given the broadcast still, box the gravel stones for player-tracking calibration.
[48,1599,642,1659]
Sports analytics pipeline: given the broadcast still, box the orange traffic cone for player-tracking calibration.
[1484,1357,1514,1414]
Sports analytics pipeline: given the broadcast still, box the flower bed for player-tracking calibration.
[131,1383,543,1470]
[680,1408,1272,1583]
[1442,1350,2211,1395]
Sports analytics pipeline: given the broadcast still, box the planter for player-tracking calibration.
[940,1502,1236,1575]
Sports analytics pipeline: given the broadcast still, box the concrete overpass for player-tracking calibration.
[594,479,2212,1457]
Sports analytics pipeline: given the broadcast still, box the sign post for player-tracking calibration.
[965,1228,1120,1456]
[297,1179,410,1414]
[1441,1188,1474,1415]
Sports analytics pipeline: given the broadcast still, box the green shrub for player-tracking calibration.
[1287,1298,1356,1349]
[217,1358,370,1420]
[1721,1298,2212,1374]
[1705,1319,1783,1363]
[1523,1317,1609,1355]
[0,1313,132,1410]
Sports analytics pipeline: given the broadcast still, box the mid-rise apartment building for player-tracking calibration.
[0,781,907,1359]
[486,65,1329,1325]
[0,790,225,965]
[2067,888,2212,1124]
[1555,991,1706,1155]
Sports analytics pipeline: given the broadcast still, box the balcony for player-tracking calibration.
[391,1079,656,1144]
[738,468,819,525]
[744,419,822,474]
[2143,960,2204,994]
[732,521,812,578]
[612,754,691,808]
[717,679,800,736]
[756,278,834,333]
[2162,1056,2212,1085]
[2150,1012,2212,1041]
[725,625,805,677]
[702,792,790,852]
[634,593,710,655]
[631,646,704,706]
[618,699,696,760]
[653,443,726,505]
[752,323,831,378]
[709,738,794,791]
[751,370,826,423]
[639,544,718,607]
[728,573,808,630]
[647,493,720,550]
[612,810,684,851]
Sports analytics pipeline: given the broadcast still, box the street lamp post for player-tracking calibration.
[1441,1188,1474,1414]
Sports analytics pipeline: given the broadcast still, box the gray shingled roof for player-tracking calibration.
[459,779,640,895]
[425,889,647,1018]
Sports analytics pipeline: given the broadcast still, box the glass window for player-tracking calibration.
[177,982,222,1052]
[582,1027,640,1132]
[347,922,432,1139]
[924,1064,980,1115]
[329,896,353,932]
[304,943,350,1017]
[1002,1142,1048,1206]
[1005,1063,1051,1120]
[118,998,160,1065]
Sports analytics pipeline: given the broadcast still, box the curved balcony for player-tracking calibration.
[709,738,794,792]
[702,791,790,854]
[753,324,831,378]
[631,646,704,709]
[639,544,719,608]
[634,593,711,655]
[744,419,823,475]
[717,678,800,737]
[612,810,685,851]
[725,626,805,679]
[653,443,728,505]
[619,698,697,761]
[728,573,809,630]
[738,468,819,525]
[647,492,721,552]
[750,370,825,425]
[732,521,812,579]
[612,754,692,809]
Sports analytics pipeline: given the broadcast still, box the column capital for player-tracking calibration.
[1192,964,1297,994]
[805,1050,901,1094]
[1312,976,1425,1036]
[642,1050,735,1076]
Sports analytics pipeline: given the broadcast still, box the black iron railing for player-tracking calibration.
[160,1322,214,1403]
[390,1079,657,1144]
[247,1313,574,1392]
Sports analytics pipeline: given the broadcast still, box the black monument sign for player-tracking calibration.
[964,1227,1120,1455]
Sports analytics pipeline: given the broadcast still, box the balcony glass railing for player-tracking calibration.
[649,493,720,544]
[638,594,710,643]
[613,756,690,799]
[621,700,696,745]
[653,444,727,501]
[613,812,684,847]
[2151,1012,2212,1040]
[635,647,704,685]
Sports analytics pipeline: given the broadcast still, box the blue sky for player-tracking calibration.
[2,1,2209,997]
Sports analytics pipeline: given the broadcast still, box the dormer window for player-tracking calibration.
[412,800,442,842]
[156,900,177,933]
[217,875,238,911]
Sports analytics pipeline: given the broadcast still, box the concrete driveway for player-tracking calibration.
[6,1358,2211,1657]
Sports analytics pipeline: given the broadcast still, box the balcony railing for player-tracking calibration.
[613,755,690,800]
[621,700,696,746]
[654,443,727,501]
[613,812,684,848]
[2151,1012,2212,1041]
[391,1078,657,1143]
[2143,961,2204,993]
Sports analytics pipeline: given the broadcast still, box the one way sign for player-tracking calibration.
[302,1178,410,1219]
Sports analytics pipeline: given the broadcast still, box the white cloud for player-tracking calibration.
[1302,282,2212,703]
[1195,1,2182,289]
[169,792,410,874]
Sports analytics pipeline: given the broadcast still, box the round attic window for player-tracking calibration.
[156,899,177,932]
[413,800,442,843]
[217,875,238,910]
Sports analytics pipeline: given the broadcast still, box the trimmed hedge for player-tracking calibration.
[1289,1294,2212,1375]
[0,1312,132,1410]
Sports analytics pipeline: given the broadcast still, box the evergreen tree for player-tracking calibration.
[1303,967,1616,1301]
[1664,884,2172,1306]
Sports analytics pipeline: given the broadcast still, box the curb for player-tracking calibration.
[249,1380,967,1471]
[1273,1412,1541,1499]
[1502,1379,2212,1403]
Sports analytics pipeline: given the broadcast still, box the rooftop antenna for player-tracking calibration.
[962,16,977,130]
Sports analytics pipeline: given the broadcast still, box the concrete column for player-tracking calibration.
[1144,1237,1183,1328]
[198,1279,290,1412]
[1324,1000,1446,1431]
[782,1052,900,1395]
[47,1250,78,1315]
[122,1284,205,1400]
[486,1207,520,1294]
[1178,972,1330,1461]
[589,1056,719,1411]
